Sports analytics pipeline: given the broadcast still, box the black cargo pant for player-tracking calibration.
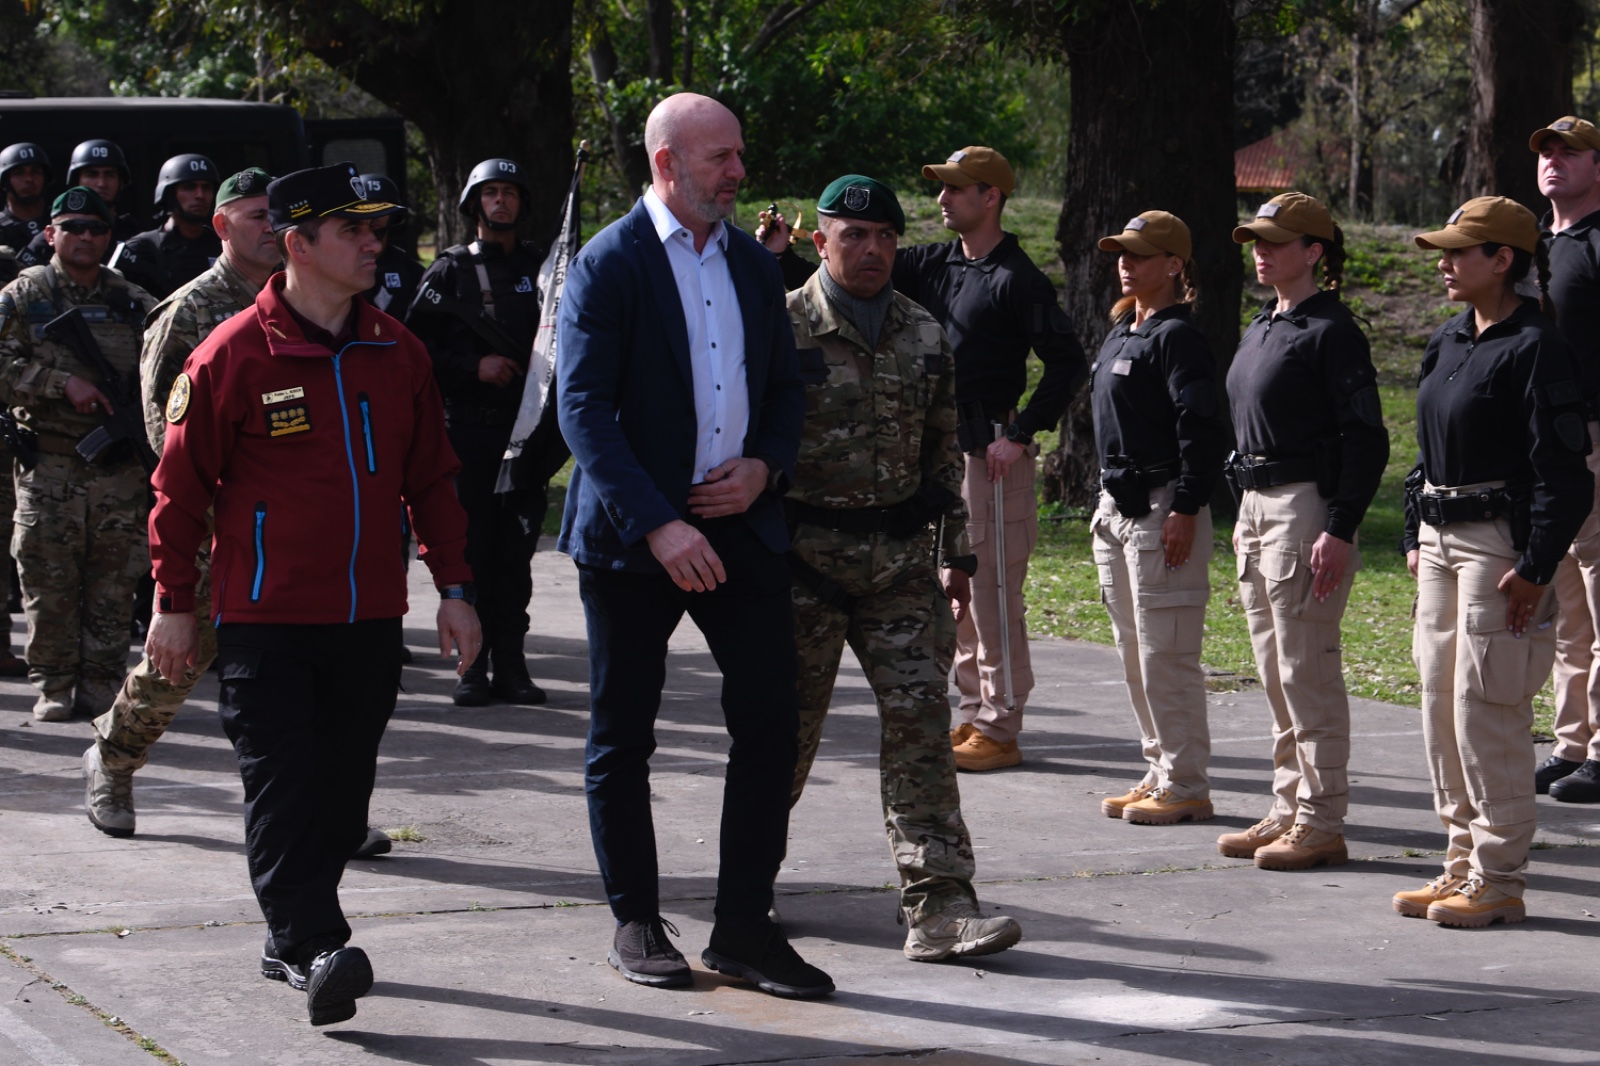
[447,419,545,660]
[216,618,402,957]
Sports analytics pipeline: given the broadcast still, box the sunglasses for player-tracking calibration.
[56,219,111,236]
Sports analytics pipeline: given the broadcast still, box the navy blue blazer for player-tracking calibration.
[556,197,803,573]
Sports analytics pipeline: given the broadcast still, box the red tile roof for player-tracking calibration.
[1235,134,1297,192]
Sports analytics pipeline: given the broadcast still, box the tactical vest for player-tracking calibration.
[15,265,144,440]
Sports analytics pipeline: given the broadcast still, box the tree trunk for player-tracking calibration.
[646,0,675,81]
[287,0,576,249]
[586,18,654,197]
[1458,0,1579,211]
[1047,0,1240,508]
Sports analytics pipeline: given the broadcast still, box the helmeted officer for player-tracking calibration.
[115,153,222,299]
[19,140,140,268]
[359,173,423,316]
[407,157,559,707]
[0,186,158,722]
[0,143,52,258]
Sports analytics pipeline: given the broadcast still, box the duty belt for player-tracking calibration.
[1416,485,1513,527]
[787,499,903,535]
[1226,452,1317,491]
[1101,460,1178,490]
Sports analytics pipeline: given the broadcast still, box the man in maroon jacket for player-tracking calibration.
[146,163,479,1027]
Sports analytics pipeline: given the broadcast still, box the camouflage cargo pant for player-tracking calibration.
[13,452,146,711]
[93,539,214,772]
[790,541,976,922]
[0,462,14,624]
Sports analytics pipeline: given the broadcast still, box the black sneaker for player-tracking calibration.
[305,945,374,1026]
[1536,754,1582,794]
[609,917,692,987]
[702,920,834,999]
[353,826,393,859]
[1550,759,1600,803]
[490,653,547,706]
[260,936,307,990]
[452,660,492,707]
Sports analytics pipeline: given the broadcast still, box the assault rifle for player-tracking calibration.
[42,307,157,475]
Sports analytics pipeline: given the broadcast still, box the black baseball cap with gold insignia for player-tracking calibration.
[218,167,273,207]
[815,174,905,235]
[51,185,113,225]
[266,162,403,232]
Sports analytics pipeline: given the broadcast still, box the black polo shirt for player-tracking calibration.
[1540,207,1600,403]
[1226,289,1389,541]
[1090,304,1225,515]
[1406,300,1591,583]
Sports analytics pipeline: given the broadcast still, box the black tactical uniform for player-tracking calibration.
[1542,209,1600,406]
[1092,304,1226,514]
[366,244,424,317]
[407,162,553,706]
[0,210,45,259]
[1227,290,1390,541]
[116,154,221,300]
[0,142,50,257]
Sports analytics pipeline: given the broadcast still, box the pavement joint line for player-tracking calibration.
[0,941,180,1065]
[1113,996,1580,1040]
[0,727,1429,799]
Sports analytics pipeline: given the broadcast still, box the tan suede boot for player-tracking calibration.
[1100,781,1155,819]
[1426,878,1526,928]
[1122,787,1214,826]
[1216,816,1289,858]
[1253,823,1348,871]
[1392,874,1464,918]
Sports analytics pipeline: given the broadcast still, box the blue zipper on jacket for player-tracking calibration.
[329,340,396,623]
[357,392,377,474]
[250,502,267,601]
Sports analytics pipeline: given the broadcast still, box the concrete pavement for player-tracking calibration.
[2,540,1598,1065]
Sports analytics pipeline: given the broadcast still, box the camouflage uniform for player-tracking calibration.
[92,251,261,770]
[0,258,155,714]
[785,269,976,922]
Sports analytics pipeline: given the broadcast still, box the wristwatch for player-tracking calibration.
[440,582,478,606]
[1005,422,1033,447]
[943,554,978,576]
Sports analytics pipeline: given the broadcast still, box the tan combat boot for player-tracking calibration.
[1253,823,1348,870]
[83,744,135,837]
[950,722,976,748]
[903,901,1022,962]
[1426,878,1526,928]
[953,731,1021,772]
[1391,873,1464,918]
[1122,787,1214,826]
[1100,781,1156,818]
[33,691,71,722]
[1216,816,1289,858]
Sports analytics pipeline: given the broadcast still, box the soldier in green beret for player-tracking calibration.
[777,174,1022,960]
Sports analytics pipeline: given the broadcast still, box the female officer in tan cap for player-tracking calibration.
[1222,192,1389,871]
[1089,211,1226,826]
[1396,197,1590,927]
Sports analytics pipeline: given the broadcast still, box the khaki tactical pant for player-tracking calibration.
[94,540,215,773]
[790,537,976,923]
[1092,484,1213,799]
[1235,482,1358,833]
[1414,518,1553,895]
[953,448,1037,744]
[1549,421,1600,764]
[13,452,146,711]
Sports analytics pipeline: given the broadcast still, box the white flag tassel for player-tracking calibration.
[495,141,589,495]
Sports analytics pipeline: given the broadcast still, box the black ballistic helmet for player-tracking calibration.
[153,153,222,206]
[67,139,131,186]
[0,143,52,194]
[359,173,408,213]
[458,158,530,220]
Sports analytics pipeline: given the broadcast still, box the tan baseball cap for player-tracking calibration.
[921,146,1015,197]
[1232,191,1336,244]
[1528,116,1600,153]
[1414,196,1540,254]
[1098,210,1192,260]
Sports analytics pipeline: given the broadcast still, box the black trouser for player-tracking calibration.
[576,517,798,926]
[447,421,545,660]
[216,619,402,956]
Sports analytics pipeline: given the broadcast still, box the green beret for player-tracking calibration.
[815,174,905,235]
[51,186,112,225]
[218,167,273,207]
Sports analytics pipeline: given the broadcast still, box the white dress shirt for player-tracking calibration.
[642,188,749,485]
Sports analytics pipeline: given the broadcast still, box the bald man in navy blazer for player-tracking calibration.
[557,93,831,999]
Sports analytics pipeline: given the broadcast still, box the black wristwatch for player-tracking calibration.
[943,554,978,576]
[1005,422,1033,447]
[441,582,478,606]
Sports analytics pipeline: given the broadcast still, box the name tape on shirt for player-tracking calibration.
[262,386,305,405]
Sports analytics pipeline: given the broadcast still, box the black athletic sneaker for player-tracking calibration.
[702,920,834,999]
[304,945,374,1026]
[353,826,393,859]
[260,936,307,990]
[1550,759,1600,803]
[608,917,692,987]
[1536,754,1582,794]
